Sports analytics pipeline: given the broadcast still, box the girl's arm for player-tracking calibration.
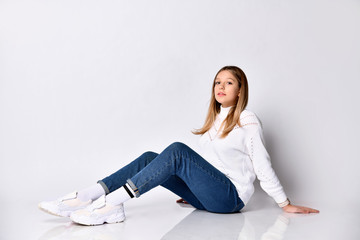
[248,123,319,214]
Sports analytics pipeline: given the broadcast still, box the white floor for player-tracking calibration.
[2,188,358,240]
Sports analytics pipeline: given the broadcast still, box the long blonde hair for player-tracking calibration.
[193,66,249,138]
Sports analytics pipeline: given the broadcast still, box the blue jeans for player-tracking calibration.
[99,142,244,213]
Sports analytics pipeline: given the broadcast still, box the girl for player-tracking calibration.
[39,66,319,226]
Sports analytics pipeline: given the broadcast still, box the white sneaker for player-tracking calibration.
[70,195,125,226]
[38,192,92,217]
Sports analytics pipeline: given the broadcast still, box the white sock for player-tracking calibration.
[106,183,134,206]
[77,183,105,202]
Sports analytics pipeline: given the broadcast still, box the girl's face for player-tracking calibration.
[214,70,241,108]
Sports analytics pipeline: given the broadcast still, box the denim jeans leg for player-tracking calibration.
[99,151,159,193]
[128,142,244,213]
[160,175,206,210]
[98,150,206,209]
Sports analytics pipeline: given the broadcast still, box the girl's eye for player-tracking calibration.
[227,82,233,85]
[215,81,220,85]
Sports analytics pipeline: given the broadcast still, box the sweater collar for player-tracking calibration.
[219,105,232,119]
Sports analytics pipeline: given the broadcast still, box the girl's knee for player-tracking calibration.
[141,151,158,160]
[168,142,189,151]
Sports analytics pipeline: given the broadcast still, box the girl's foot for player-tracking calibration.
[176,198,189,204]
[38,192,92,217]
[70,195,125,226]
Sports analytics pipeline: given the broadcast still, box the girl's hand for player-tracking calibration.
[282,204,319,214]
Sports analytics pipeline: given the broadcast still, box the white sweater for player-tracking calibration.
[198,106,287,205]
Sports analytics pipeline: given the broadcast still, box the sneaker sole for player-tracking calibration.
[70,213,125,226]
[38,204,71,217]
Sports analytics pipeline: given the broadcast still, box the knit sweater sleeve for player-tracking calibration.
[246,124,288,204]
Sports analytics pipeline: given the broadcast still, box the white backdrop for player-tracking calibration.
[1,0,359,211]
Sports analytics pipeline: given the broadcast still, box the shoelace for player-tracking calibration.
[59,191,77,202]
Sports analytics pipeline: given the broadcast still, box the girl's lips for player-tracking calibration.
[217,93,226,96]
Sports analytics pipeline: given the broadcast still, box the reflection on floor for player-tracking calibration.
[38,210,289,240]
[161,210,288,240]
[36,205,358,240]
[2,190,359,240]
